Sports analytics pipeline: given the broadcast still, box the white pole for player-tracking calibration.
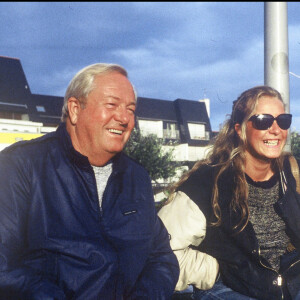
[264,2,290,151]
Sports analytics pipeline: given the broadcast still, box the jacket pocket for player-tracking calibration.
[116,202,152,238]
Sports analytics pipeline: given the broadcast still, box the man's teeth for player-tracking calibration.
[109,129,122,135]
[264,140,278,145]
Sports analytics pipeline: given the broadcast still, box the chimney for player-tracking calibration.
[199,98,210,118]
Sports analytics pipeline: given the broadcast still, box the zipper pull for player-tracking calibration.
[277,275,282,286]
[273,275,283,286]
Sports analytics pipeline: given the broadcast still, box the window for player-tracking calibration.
[36,105,46,112]
[188,123,206,140]
[164,122,179,139]
[0,111,22,120]
[138,120,163,138]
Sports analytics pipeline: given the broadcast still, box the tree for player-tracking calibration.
[124,129,178,183]
[291,131,300,160]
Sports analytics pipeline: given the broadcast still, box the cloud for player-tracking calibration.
[111,31,264,130]
[0,2,299,132]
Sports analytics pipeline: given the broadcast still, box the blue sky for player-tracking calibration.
[1,2,300,131]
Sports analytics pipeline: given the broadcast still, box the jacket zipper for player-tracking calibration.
[282,257,300,276]
[257,246,284,299]
[99,205,103,218]
[285,258,300,270]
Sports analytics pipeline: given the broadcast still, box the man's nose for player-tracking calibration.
[115,106,130,124]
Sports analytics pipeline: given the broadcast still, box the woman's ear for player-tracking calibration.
[234,123,242,137]
[67,97,80,125]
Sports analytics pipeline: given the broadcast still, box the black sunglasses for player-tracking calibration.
[249,113,292,130]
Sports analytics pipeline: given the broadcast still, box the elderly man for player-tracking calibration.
[0,63,179,299]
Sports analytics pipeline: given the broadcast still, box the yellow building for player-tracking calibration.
[0,119,56,151]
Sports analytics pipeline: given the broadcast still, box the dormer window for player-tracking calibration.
[138,119,163,138]
[188,122,206,140]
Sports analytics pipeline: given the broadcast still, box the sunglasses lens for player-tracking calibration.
[252,115,273,130]
[277,114,292,130]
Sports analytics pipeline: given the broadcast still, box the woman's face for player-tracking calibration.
[236,96,288,162]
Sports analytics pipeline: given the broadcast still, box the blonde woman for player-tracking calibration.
[159,86,300,299]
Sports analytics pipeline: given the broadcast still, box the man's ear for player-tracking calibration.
[68,97,80,125]
[234,123,242,137]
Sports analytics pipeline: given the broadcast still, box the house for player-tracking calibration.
[0,56,214,167]
[135,96,213,200]
[0,56,63,149]
[136,96,212,164]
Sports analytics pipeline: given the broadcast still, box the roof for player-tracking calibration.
[174,98,209,124]
[136,97,210,127]
[0,56,31,107]
[28,94,63,125]
[0,56,63,125]
[136,97,177,121]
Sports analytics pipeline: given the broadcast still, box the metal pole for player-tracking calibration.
[264,2,290,151]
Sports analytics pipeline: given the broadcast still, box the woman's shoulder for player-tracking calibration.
[177,163,216,209]
[180,163,215,189]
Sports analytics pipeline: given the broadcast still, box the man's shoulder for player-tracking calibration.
[0,131,60,179]
[0,130,58,159]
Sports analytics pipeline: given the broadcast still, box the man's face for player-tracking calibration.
[67,72,136,165]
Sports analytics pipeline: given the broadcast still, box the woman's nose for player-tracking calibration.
[269,120,281,134]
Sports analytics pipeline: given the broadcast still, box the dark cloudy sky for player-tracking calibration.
[1,2,300,131]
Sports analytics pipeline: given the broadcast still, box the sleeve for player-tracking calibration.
[158,191,219,291]
[128,177,180,299]
[0,153,66,300]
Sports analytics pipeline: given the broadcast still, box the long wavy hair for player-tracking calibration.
[168,86,288,232]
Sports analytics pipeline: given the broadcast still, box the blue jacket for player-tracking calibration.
[0,123,179,300]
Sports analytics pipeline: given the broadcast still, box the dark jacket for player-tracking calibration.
[178,158,300,300]
[0,123,179,300]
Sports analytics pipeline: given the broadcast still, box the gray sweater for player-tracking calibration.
[247,174,290,270]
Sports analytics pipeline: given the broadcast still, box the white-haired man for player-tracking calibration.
[0,63,179,299]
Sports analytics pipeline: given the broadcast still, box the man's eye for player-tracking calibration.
[127,105,136,113]
[106,103,116,107]
[128,108,135,113]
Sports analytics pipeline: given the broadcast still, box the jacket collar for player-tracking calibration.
[56,122,128,173]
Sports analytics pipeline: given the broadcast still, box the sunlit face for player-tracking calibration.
[67,72,136,165]
[242,96,287,162]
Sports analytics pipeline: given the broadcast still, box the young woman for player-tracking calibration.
[159,86,300,299]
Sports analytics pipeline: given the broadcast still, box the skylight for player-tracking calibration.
[36,105,46,112]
